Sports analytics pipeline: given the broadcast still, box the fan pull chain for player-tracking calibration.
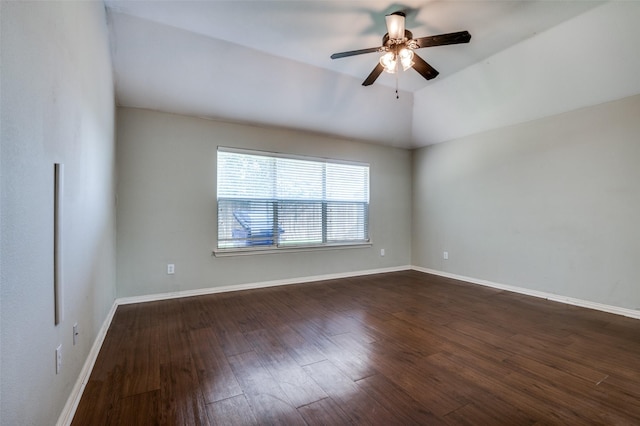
[395,70,399,99]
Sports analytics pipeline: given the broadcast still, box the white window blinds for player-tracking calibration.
[217,148,370,250]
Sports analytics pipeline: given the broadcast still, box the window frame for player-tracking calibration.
[214,147,372,257]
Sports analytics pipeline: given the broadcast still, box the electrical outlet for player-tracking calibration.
[380,248,385,257]
[443,251,449,260]
[56,344,62,374]
[167,264,175,274]
[73,323,78,346]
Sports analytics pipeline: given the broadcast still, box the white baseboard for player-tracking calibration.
[412,266,640,320]
[56,300,119,426]
[116,265,413,305]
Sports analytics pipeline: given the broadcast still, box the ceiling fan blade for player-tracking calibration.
[414,31,471,49]
[362,63,384,86]
[412,53,439,81]
[331,47,381,60]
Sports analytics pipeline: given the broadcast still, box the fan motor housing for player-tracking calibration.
[383,30,413,46]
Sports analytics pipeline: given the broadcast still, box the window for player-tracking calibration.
[217,147,370,251]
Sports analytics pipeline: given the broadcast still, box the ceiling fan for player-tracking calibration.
[330,11,471,87]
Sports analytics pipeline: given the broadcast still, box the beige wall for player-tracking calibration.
[412,94,640,312]
[412,1,640,146]
[116,108,412,298]
[0,2,116,424]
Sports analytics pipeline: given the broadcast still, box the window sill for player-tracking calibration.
[212,242,372,257]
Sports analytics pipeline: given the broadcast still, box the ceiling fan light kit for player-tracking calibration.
[379,47,414,74]
[331,11,471,89]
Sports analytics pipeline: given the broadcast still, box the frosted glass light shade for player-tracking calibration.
[385,13,405,40]
[399,48,414,71]
[380,51,397,73]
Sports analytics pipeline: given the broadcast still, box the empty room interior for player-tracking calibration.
[2,1,640,424]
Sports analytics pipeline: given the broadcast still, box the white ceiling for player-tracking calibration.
[105,1,609,148]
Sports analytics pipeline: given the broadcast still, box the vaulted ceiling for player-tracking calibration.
[105,1,640,148]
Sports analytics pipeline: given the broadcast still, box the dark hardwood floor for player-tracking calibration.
[72,270,640,425]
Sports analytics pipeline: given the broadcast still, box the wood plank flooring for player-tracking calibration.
[72,270,640,425]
